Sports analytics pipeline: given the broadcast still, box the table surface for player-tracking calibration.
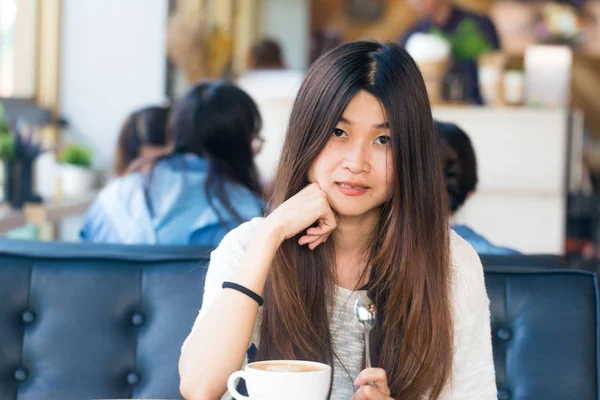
[0,204,25,234]
[0,193,95,236]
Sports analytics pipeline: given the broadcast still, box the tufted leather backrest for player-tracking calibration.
[480,254,568,269]
[0,239,210,400]
[485,267,600,400]
[1,239,598,400]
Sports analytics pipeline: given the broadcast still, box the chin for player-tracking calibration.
[330,200,379,218]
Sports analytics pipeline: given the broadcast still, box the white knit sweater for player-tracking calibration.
[184,217,497,399]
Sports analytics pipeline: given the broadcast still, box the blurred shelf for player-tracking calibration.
[0,193,95,239]
[23,193,95,225]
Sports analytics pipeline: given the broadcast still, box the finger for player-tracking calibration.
[306,225,333,236]
[351,385,390,400]
[321,208,338,232]
[308,234,329,250]
[298,235,321,245]
[354,369,390,395]
[308,236,327,250]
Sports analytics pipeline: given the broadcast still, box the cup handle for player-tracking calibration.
[227,370,250,400]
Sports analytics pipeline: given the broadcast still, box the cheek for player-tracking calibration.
[308,146,335,183]
[308,153,326,183]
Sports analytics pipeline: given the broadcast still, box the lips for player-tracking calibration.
[336,182,369,196]
[338,183,367,189]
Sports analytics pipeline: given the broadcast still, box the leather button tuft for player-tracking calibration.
[22,311,36,324]
[14,368,28,381]
[126,372,140,385]
[497,328,512,341]
[497,388,511,399]
[131,312,145,327]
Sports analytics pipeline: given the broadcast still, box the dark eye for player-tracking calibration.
[375,135,391,145]
[332,128,347,138]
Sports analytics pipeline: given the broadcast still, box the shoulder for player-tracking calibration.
[81,178,139,243]
[96,173,144,204]
[448,229,489,316]
[444,230,497,397]
[450,228,484,280]
[453,225,519,255]
[225,182,265,206]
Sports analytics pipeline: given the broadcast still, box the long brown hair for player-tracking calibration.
[256,41,453,399]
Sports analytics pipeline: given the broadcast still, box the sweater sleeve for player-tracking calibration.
[440,231,497,399]
[182,217,264,351]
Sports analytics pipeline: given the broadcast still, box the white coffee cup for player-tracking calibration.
[227,360,331,400]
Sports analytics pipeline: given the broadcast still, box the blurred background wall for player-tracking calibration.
[60,0,168,168]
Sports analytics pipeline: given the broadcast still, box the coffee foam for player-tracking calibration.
[264,365,305,372]
[250,362,324,373]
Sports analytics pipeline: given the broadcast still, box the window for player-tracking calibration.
[0,0,38,98]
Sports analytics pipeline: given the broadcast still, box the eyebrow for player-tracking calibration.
[339,116,389,129]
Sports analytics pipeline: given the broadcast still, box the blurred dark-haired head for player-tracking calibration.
[167,81,262,195]
[249,38,285,70]
[436,121,478,213]
[114,106,169,176]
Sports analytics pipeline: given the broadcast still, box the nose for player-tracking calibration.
[342,141,370,174]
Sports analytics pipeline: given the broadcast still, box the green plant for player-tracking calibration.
[0,135,16,161]
[0,105,15,161]
[60,143,93,168]
[0,104,10,136]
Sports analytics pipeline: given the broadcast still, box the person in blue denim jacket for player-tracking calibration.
[80,81,265,246]
[437,121,519,255]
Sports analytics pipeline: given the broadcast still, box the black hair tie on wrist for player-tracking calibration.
[222,281,264,307]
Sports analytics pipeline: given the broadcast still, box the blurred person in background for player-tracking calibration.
[80,82,265,246]
[113,106,170,177]
[437,120,519,254]
[248,37,285,69]
[399,0,501,104]
[237,37,303,97]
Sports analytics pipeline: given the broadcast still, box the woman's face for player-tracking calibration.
[308,90,395,219]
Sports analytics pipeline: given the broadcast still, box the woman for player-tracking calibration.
[437,120,519,255]
[179,42,496,399]
[80,82,265,246]
[113,105,170,176]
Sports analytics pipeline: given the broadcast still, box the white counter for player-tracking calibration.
[433,107,569,254]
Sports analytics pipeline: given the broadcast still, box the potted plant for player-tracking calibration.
[59,143,96,197]
[0,106,44,207]
[0,104,14,160]
[0,105,15,204]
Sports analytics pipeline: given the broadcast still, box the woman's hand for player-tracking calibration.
[264,183,337,250]
[352,368,394,400]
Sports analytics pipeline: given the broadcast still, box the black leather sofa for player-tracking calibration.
[0,240,210,400]
[0,240,598,400]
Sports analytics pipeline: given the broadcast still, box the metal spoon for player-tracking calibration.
[355,292,377,386]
